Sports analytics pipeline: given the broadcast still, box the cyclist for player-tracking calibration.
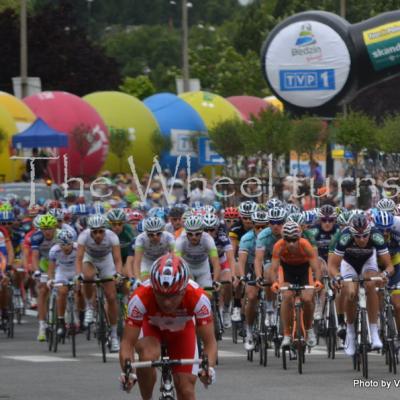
[202,212,236,328]
[119,254,217,398]
[0,211,15,270]
[328,213,394,355]
[238,210,269,350]
[175,215,221,288]
[48,208,77,240]
[132,217,175,282]
[165,206,185,238]
[31,214,59,341]
[76,214,123,352]
[270,221,323,348]
[254,207,286,326]
[223,207,240,231]
[47,230,79,336]
[372,210,400,341]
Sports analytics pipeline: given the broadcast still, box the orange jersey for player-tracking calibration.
[272,237,316,265]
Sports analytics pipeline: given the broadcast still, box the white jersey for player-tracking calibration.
[49,243,78,270]
[135,231,175,261]
[77,229,119,258]
[175,232,218,264]
[165,222,174,235]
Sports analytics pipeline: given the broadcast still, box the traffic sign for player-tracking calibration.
[198,137,225,166]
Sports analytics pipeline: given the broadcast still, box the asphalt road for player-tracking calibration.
[0,314,399,400]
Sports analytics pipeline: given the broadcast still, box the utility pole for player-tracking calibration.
[182,0,190,92]
[20,0,28,98]
[340,0,346,19]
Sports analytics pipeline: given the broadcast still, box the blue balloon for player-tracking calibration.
[144,93,206,173]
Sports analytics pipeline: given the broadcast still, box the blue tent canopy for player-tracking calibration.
[12,118,68,148]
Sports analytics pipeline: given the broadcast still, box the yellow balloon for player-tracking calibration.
[83,92,160,175]
[179,91,241,128]
[263,96,284,112]
[0,91,36,132]
[0,105,22,182]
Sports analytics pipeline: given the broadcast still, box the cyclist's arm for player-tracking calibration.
[229,233,239,255]
[308,247,321,282]
[254,248,265,279]
[237,251,247,278]
[327,252,342,278]
[112,245,123,275]
[31,249,39,272]
[378,253,394,276]
[6,239,14,266]
[226,248,236,277]
[133,249,143,279]
[209,253,221,282]
[269,257,280,282]
[126,255,134,279]
[22,244,30,271]
[75,244,85,275]
[48,260,56,281]
[197,322,217,367]
[119,324,141,370]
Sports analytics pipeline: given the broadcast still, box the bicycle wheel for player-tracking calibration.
[7,287,14,339]
[117,295,125,340]
[386,307,397,374]
[295,307,303,374]
[328,303,337,360]
[282,346,287,370]
[360,309,369,379]
[232,321,238,344]
[97,295,107,363]
[53,318,59,353]
[68,299,76,358]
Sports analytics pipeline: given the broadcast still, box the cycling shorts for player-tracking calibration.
[389,264,400,294]
[220,259,230,272]
[83,252,116,279]
[188,260,212,288]
[340,250,379,279]
[55,267,75,284]
[278,262,313,286]
[142,319,199,375]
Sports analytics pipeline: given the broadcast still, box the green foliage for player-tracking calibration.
[150,130,172,156]
[378,113,400,153]
[208,118,247,158]
[0,0,19,13]
[290,115,328,158]
[109,127,132,172]
[0,128,7,153]
[333,111,378,157]
[119,76,156,100]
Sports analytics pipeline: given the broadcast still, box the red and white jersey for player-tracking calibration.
[126,280,213,332]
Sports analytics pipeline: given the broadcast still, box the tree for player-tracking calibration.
[378,113,400,153]
[70,124,95,176]
[0,5,121,95]
[291,115,328,165]
[150,130,172,157]
[119,76,156,100]
[333,110,378,164]
[109,127,131,173]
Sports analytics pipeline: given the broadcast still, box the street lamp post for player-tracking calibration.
[182,0,190,92]
[20,0,28,98]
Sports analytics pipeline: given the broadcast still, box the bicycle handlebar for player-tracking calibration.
[131,358,202,369]
[280,285,315,291]
[341,277,383,283]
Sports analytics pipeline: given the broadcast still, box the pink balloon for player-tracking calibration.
[227,96,271,122]
[24,91,109,181]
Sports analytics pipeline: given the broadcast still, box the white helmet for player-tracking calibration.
[184,215,203,232]
[88,214,107,230]
[144,217,165,233]
[202,213,219,229]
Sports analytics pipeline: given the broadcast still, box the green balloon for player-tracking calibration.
[83,91,160,174]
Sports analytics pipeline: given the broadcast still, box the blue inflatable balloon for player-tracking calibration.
[144,93,206,173]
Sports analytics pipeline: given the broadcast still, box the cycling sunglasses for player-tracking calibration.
[353,233,369,239]
[187,231,203,238]
[0,221,14,226]
[92,229,105,235]
[255,225,268,231]
[321,217,336,223]
[241,216,252,221]
[285,238,298,243]
[269,220,284,225]
[110,222,124,227]
[225,219,238,223]
[204,228,217,233]
[148,232,162,238]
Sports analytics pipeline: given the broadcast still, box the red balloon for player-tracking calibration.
[24,91,109,181]
[227,96,271,122]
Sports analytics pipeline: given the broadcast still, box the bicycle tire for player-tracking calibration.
[117,294,125,340]
[7,287,14,339]
[53,319,59,353]
[360,309,369,379]
[47,293,57,351]
[328,301,337,360]
[295,306,303,374]
[69,300,76,358]
[232,321,238,344]
[386,307,397,374]
[282,347,287,370]
[97,295,107,363]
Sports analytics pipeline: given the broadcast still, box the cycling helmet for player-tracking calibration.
[37,197,46,206]
[266,198,284,209]
[318,205,337,219]
[127,210,143,222]
[27,205,41,217]
[372,210,394,230]
[21,217,33,233]
[87,214,107,230]
[0,211,15,222]
[0,202,13,212]
[337,211,353,226]
[182,210,193,223]
[349,213,371,235]
[251,210,269,225]
[377,198,396,213]
[92,202,105,215]
[287,212,305,225]
[57,229,75,245]
[107,208,126,223]
[267,207,286,222]
[71,204,89,216]
[48,208,64,221]
[144,217,165,233]
[203,213,219,229]
[238,201,258,217]
[137,220,144,233]
[286,204,300,214]
[150,254,189,295]
[39,214,58,229]
[203,205,216,215]
[302,210,316,225]
[184,215,203,232]
[394,204,400,216]
[168,207,184,218]
[33,215,42,229]
[224,207,239,219]
[282,221,301,240]
[192,201,204,210]
[212,201,222,212]
[256,204,268,211]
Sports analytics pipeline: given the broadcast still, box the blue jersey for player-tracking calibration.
[239,230,257,266]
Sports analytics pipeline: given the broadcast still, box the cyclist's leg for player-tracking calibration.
[135,322,162,400]
[82,254,96,301]
[388,264,400,332]
[220,260,232,328]
[279,266,294,342]
[301,266,315,331]
[190,261,213,288]
[37,260,49,324]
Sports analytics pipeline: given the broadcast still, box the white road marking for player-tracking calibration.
[25,310,38,317]
[90,353,119,359]
[2,355,78,363]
